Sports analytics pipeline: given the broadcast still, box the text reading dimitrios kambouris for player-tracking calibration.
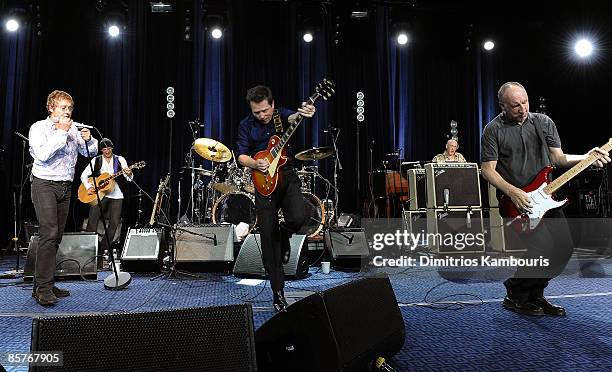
[371,255,550,268]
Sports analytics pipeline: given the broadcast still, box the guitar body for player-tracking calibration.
[498,166,568,233]
[252,135,288,196]
[77,173,116,205]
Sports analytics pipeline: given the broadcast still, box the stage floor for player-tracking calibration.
[1,252,611,371]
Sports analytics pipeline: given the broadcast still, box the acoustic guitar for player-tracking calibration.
[251,79,335,196]
[78,161,146,205]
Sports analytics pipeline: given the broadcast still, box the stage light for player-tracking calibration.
[397,32,408,45]
[483,40,495,51]
[574,38,593,58]
[211,27,223,39]
[108,24,120,37]
[5,18,19,32]
[303,32,313,43]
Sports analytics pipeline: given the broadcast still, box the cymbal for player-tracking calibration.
[193,138,232,162]
[295,146,334,161]
[180,166,212,176]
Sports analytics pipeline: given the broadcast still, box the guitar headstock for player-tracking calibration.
[132,161,146,169]
[315,78,336,101]
[157,174,170,191]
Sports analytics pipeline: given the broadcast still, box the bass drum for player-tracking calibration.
[212,192,257,240]
[279,192,325,238]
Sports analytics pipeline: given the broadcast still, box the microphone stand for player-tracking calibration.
[82,130,131,290]
[9,131,30,276]
[328,127,342,226]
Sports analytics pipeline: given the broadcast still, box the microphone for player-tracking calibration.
[443,188,449,211]
[14,131,28,141]
[74,123,94,129]
[466,209,472,229]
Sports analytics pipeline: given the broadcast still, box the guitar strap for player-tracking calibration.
[273,110,283,134]
[532,116,553,167]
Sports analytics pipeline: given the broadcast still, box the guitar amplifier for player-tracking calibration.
[121,228,165,272]
[407,169,427,210]
[425,163,481,208]
[426,208,485,253]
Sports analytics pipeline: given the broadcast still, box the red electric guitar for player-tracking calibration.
[499,138,612,232]
[251,79,335,196]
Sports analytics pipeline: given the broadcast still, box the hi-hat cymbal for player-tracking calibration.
[212,183,237,194]
[295,146,334,161]
[180,166,213,176]
[193,138,232,162]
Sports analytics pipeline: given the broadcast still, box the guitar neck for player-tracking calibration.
[544,141,612,194]
[270,95,319,158]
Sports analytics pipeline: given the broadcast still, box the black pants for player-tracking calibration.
[30,177,71,292]
[504,209,574,301]
[255,169,305,292]
[86,197,123,256]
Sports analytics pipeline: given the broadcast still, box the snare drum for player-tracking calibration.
[212,192,257,240]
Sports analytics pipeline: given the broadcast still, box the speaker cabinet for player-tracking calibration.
[120,228,165,272]
[30,304,256,372]
[426,209,485,253]
[324,228,370,262]
[175,224,234,262]
[24,232,98,281]
[233,234,308,279]
[425,163,481,208]
[406,168,426,210]
[255,275,405,372]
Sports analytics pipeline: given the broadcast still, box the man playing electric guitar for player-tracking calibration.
[80,138,133,269]
[481,82,610,317]
[236,85,316,312]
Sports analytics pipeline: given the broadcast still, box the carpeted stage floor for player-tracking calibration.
[1,253,611,371]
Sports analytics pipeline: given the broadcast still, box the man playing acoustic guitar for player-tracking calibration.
[482,82,610,316]
[236,85,316,312]
[80,138,133,269]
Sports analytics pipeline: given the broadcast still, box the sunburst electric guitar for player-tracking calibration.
[499,138,612,232]
[78,161,146,205]
[251,79,336,196]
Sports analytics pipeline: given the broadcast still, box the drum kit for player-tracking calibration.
[184,138,337,241]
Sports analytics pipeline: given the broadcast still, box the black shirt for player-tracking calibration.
[481,112,561,188]
[236,107,296,165]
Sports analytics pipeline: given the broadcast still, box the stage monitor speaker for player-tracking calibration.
[426,209,485,253]
[255,275,405,371]
[121,228,165,272]
[406,168,427,210]
[233,234,308,279]
[23,232,98,281]
[175,224,234,262]
[425,163,481,208]
[30,304,256,372]
[324,228,369,262]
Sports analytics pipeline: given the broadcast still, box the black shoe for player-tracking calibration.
[32,286,70,298]
[502,297,544,316]
[35,290,58,306]
[531,297,566,316]
[273,290,288,312]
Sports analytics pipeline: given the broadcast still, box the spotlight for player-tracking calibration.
[483,40,495,51]
[303,32,313,43]
[574,38,593,58]
[211,27,223,39]
[108,24,120,37]
[5,18,19,32]
[396,32,408,45]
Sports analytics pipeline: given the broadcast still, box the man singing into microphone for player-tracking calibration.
[28,90,98,306]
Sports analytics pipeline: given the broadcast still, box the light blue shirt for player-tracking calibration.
[29,117,99,181]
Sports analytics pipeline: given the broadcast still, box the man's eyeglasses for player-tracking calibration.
[56,105,74,112]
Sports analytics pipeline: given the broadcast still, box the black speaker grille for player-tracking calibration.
[31,305,256,372]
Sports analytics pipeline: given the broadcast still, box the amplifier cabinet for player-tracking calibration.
[426,208,485,253]
[406,169,427,211]
[425,162,481,208]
